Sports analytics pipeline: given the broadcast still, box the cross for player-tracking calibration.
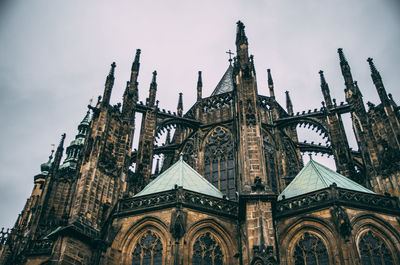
[226,50,234,64]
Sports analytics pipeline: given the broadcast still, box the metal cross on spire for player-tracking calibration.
[226,50,234,65]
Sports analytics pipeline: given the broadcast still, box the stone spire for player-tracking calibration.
[285,91,293,116]
[319,70,333,108]
[123,49,141,119]
[197,71,202,102]
[50,133,66,175]
[148,71,157,107]
[101,62,116,108]
[337,49,355,90]
[367,57,389,105]
[177,93,183,117]
[267,69,275,99]
[235,20,249,67]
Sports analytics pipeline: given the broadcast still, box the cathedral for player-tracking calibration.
[0,21,399,265]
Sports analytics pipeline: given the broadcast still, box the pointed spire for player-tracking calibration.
[319,70,333,108]
[235,21,249,67]
[197,71,202,102]
[177,93,183,117]
[102,62,116,107]
[337,48,354,89]
[367,57,389,105]
[236,20,248,46]
[285,91,293,116]
[267,69,275,99]
[131,49,141,72]
[148,71,157,106]
[51,133,66,174]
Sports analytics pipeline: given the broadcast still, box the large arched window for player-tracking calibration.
[204,127,235,200]
[192,232,224,265]
[359,230,394,265]
[293,232,330,265]
[132,230,163,265]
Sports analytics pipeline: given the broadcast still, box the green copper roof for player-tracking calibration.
[134,155,224,198]
[278,158,374,200]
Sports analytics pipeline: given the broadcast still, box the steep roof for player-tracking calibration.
[210,64,234,96]
[278,158,375,200]
[134,155,224,198]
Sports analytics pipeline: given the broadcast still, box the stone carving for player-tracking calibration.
[330,205,352,241]
[170,208,187,240]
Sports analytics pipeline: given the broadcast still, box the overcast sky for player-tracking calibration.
[0,0,399,229]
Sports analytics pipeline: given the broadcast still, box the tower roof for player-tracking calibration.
[278,158,374,200]
[210,64,234,96]
[134,155,224,198]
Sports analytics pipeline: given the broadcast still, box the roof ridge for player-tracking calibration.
[309,159,329,188]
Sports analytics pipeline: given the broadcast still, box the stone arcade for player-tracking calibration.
[0,21,399,265]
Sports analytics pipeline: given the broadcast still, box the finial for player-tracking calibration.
[89,98,93,106]
[132,49,141,71]
[308,153,313,160]
[58,133,66,148]
[49,146,55,161]
[367,57,381,79]
[152,71,157,83]
[319,70,326,84]
[236,20,248,45]
[109,62,116,76]
[226,50,234,64]
[197,71,203,102]
[337,48,347,64]
[267,69,274,87]
[179,153,184,161]
[177,92,183,117]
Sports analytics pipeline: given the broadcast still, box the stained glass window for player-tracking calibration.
[132,230,163,265]
[293,232,330,265]
[192,232,224,265]
[359,230,394,265]
[204,127,235,200]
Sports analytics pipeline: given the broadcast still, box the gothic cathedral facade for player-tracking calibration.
[0,21,399,265]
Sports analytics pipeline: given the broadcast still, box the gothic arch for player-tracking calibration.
[278,216,340,265]
[112,216,170,265]
[184,219,236,265]
[351,214,400,264]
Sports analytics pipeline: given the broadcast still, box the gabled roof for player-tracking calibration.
[134,155,224,198]
[278,158,375,200]
[210,64,234,96]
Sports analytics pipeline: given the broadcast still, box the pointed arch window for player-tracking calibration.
[204,127,235,200]
[359,230,394,265]
[132,230,163,265]
[192,232,224,265]
[293,232,330,265]
[263,134,279,193]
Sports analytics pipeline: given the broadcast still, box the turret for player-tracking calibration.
[101,62,116,108]
[60,110,91,171]
[319,70,333,108]
[367,58,389,106]
[338,48,354,90]
[177,93,183,117]
[267,69,275,99]
[148,71,157,107]
[197,71,202,102]
[285,91,293,116]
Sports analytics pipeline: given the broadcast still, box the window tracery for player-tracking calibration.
[183,140,195,168]
[204,127,235,200]
[293,232,330,265]
[192,232,224,265]
[359,230,394,265]
[132,230,163,265]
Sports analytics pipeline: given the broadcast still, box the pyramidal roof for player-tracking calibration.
[278,158,375,200]
[210,64,234,96]
[134,155,224,198]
